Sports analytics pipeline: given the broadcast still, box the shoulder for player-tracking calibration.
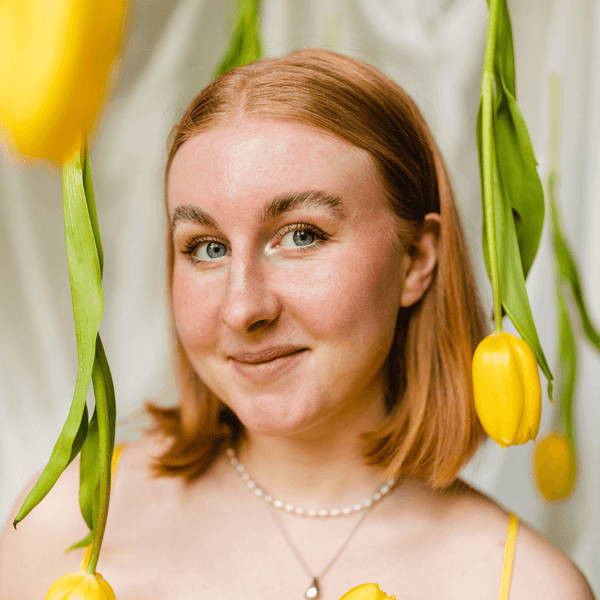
[0,456,88,599]
[509,516,596,600]
[442,479,595,600]
[0,434,171,600]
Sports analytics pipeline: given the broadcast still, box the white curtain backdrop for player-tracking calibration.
[1,0,598,593]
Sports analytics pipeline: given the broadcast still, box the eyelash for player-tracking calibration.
[181,222,330,264]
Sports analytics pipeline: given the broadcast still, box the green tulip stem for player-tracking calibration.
[482,0,503,333]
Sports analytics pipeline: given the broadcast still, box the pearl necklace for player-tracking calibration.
[226,447,396,517]
[226,447,398,598]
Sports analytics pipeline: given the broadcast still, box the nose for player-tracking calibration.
[219,254,282,334]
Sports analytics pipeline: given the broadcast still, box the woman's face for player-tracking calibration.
[167,117,411,439]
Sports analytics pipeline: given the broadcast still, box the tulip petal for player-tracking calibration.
[0,0,127,162]
[338,583,396,600]
[45,571,116,600]
[511,336,541,443]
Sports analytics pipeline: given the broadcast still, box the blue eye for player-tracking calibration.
[188,240,228,261]
[280,228,316,247]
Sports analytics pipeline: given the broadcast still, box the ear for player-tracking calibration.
[399,213,441,308]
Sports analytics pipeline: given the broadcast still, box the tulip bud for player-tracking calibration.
[472,332,542,447]
[338,583,396,600]
[45,570,116,600]
[0,0,127,163]
[534,431,576,501]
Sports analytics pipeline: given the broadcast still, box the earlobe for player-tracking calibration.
[399,213,441,308]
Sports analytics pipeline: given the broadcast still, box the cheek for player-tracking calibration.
[294,244,403,348]
[172,266,222,351]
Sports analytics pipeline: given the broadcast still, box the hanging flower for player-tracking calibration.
[0,0,127,163]
[534,431,576,501]
[472,331,542,447]
[45,570,116,600]
[338,583,396,600]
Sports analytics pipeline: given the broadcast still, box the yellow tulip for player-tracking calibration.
[338,583,396,600]
[0,0,127,163]
[45,570,116,600]
[534,431,576,501]
[472,332,542,447]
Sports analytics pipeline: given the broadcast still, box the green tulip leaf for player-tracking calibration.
[77,333,116,542]
[549,177,600,354]
[490,0,515,98]
[13,146,103,528]
[94,335,117,451]
[494,92,545,280]
[66,531,93,554]
[214,0,262,78]
[83,334,116,573]
[79,405,100,534]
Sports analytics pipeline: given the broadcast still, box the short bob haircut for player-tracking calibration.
[146,48,488,489]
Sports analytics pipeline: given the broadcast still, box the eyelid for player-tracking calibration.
[272,221,327,242]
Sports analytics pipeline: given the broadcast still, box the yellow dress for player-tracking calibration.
[81,444,519,599]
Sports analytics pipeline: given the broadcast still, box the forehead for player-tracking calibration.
[166,118,385,219]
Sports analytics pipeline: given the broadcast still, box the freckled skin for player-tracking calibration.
[167,117,410,439]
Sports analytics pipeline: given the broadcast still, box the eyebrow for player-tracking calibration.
[170,190,347,230]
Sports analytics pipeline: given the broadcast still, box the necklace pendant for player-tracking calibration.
[305,578,320,599]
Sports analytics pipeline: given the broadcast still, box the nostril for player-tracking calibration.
[247,317,277,333]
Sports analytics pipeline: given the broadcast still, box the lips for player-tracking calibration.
[229,346,306,364]
[228,347,307,383]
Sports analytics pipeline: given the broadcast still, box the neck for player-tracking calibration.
[233,393,390,510]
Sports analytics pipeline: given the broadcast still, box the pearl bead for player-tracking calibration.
[226,448,396,519]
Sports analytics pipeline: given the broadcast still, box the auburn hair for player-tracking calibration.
[145,49,488,489]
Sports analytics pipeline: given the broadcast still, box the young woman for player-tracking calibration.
[0,49,594,600]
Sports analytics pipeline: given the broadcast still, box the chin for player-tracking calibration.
[226,392,316,438]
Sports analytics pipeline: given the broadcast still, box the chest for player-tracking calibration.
[93,504,506,600]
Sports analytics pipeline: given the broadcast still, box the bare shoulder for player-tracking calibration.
[442,479,596,600]
[0,434,168,600]
[509,514,596,599]
[0,456,89,599]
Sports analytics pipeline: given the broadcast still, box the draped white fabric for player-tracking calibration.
[1,0,598,592]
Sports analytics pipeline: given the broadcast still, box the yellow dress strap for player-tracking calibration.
[79,443,127,569]
[499,512,519,600]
